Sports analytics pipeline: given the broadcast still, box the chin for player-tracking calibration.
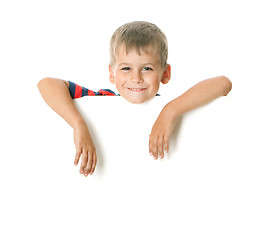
[127,98,145,104]
[126,95,155,104]
[121,96,145,104]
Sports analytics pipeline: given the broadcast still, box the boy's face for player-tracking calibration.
[109,45,171,104]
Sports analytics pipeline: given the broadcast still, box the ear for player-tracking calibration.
[109,65,115,84]
[161,64,171,84]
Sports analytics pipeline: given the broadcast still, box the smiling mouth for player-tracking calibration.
[128,88,147,92]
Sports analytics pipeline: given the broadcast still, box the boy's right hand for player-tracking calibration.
[73,123,97,176]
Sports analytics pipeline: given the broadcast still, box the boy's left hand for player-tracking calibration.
[149,104,176,159]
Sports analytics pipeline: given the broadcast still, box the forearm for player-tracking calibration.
[37,77,86,129]
[166,76,232,118]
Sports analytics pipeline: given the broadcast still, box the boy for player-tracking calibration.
[37,21,232,177]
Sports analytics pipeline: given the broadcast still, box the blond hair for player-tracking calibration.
[110,21,168,68]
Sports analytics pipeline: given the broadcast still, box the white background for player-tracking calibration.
[0,0,265,239]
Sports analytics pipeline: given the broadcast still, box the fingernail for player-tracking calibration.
[84,173,88,177]
[80,171,83,174]
[159,155,163,159]
[149,152,153,156]
[74,163,77,166]
[153,156,157,160]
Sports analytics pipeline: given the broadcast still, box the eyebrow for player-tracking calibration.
[118,63,130,66]
[118,63,156,67]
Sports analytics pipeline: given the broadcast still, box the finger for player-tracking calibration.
[88,154,96,175]
[158,136,164,159]
[90,153,97,175]
[80,151,88,174]
[84,152,93,176]
[150,136,158,160]
[74,149,82,166]
[149,135,153,156]
[149,135,156,158]
[164,135,169,154]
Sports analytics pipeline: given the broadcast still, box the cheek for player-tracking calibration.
[114,74,127,88]
[116,71,128,79]
[148,74,161,87]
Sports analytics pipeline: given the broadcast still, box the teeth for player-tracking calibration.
[128,88,145,91]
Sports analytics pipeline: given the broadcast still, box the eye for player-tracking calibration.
[121,67,131,71]
[143,67,153,71]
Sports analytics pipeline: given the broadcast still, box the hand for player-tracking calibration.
[73,123,97,176]
[149,104,176,159]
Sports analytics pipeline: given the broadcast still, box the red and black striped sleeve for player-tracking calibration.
[68,81,117,98]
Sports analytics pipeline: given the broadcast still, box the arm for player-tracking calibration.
[37,77,97,176]
[149,76,232,159]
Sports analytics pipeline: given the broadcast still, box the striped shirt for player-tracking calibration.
[68,81,118,99]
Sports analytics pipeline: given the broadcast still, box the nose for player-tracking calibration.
[130,70,144,83]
